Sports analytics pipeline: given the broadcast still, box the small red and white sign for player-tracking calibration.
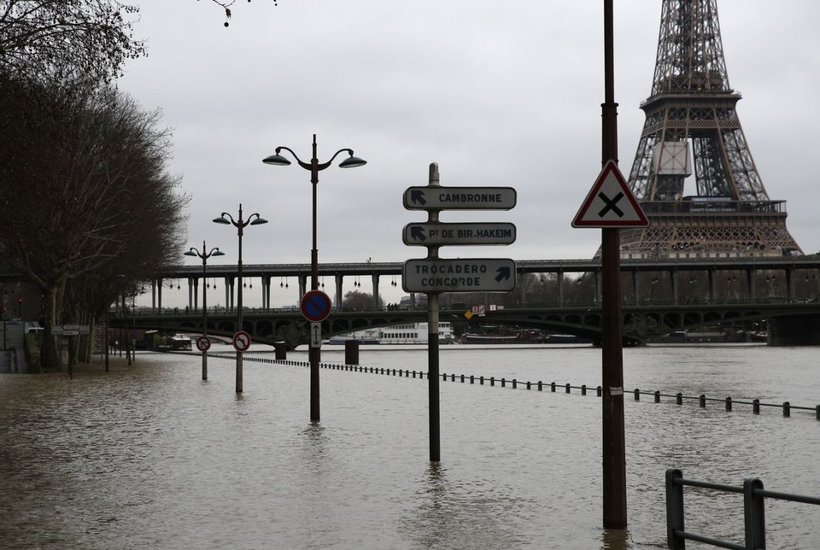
[572,160,648,228]
[232,330,252,352]
[195,335,211,352]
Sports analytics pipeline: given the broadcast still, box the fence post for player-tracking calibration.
[470,375,474,384]
[753,399,760,414]
[676,392,683,405]
[538,381,543,391]
[565,383,570,394]
[699,394,706,408]
[654,390,661,403]
[665,468,686,550]
[726,396,733,412]
[743,477,766,550]
[581,384,586,395]
[597,386,602,397]
[551,382,556,392]
[783,402,790,417]
[634,388,640,401]
[512,379,517,389]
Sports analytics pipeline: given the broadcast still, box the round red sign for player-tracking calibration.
[300,290,332,322]
[232,330,252,352]
[195,335,211,352]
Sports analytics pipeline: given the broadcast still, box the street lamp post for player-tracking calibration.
[214,204,267,393]
[263,133,366,422]
[184,241,225,381]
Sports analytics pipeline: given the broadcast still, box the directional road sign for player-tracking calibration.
[402,258,517,293]
[572,160,648,227]
[403,186,516,211]
[300,290,332,322]
[402,222,517,246]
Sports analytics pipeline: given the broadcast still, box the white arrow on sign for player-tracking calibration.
[402,222,517,246]
[310,322,322,349]
[402,258,516,293]
[403,186,517,211]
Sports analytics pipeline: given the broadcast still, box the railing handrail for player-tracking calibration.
[666,468,820,549]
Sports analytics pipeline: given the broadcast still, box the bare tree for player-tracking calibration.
[0,0,144,83]
[0,76,189,368]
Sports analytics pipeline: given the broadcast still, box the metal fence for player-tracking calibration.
[665,468,820,549]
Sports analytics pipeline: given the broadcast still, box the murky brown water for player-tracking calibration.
[1,344,817,549]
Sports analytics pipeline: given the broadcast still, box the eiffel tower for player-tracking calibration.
[620,0,802,259]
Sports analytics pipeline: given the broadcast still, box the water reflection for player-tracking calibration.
[1,348,818,548]
[399,462,535,548]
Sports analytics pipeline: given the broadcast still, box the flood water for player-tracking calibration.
[1,344,818,549]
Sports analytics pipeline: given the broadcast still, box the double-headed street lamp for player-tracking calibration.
[213,204,268,393]
[184,241,225,381]
[263,133,366,422]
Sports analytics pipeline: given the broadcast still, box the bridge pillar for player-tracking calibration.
[786,268,795,302]
[152,279,158,313]
[225,276,235,309]
[190,277,198,310]
[335,274,344,307]
[708,268,716,304]
[670,271,679,304]
[768,314,820,346]
[298,275,308,299]
[557,271,564,306]
[747,268,756,301]
[371,274,380,309]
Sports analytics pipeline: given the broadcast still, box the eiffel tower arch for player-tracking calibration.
[621,0,803,259]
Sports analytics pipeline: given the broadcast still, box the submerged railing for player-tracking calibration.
[665,468,820,549]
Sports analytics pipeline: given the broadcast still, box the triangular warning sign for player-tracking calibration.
[572,160,648,228]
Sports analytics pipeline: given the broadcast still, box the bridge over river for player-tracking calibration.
[114,256,820,347]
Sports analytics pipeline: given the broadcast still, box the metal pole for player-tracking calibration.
[601,0,627,529]
[427,162,441,462]
[201,240,209,381]
[236,205,244,393]
[310,134,320,422]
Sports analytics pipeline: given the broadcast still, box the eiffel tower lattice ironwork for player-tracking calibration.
[621,0,802,258]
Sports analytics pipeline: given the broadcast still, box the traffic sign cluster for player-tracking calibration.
[402,175,517,294]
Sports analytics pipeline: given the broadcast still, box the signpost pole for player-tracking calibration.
[601,0,627,529]
[427,163,441,462]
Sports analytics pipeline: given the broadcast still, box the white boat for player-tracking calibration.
[326,322,455,345]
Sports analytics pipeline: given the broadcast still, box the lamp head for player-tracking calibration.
[250,217,268,226]
[212,249,226,257]
[183,249,197,257]
[262,152,291,166]
[339,154,367,169]
[212,216,230,225]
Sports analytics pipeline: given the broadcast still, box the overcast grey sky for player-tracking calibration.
[120,1,820,307]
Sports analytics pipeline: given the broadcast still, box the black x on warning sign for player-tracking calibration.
[572,161,648,228]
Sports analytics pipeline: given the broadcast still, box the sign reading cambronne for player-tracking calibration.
[403,258,516,293]
[403,186,516,210]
